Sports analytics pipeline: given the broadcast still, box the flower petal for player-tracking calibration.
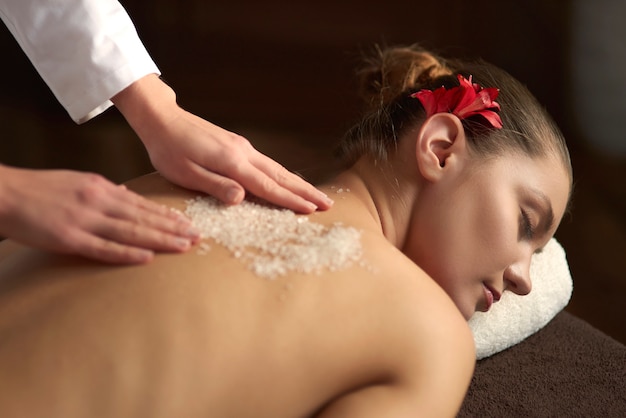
[411,74,503,130]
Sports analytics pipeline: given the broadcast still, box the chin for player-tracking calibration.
[436,285,473,320]
[427,272,474,320]
[450,296,474,321]
[461,298,479,320]
[461,308,474,321]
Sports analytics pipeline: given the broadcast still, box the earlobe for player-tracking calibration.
[415,113,467,181]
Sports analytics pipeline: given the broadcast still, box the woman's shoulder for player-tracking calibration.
[369,253,475,413]
[358,234,474,348]
[305,235,475,415]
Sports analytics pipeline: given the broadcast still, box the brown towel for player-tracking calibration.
[459,311,626,417]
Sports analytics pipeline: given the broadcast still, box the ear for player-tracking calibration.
[415,113,468,182]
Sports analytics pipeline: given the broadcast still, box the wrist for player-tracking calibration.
[112,74,179,144]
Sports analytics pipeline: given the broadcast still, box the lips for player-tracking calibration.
[481,283,502,312]
[486,284,502,302]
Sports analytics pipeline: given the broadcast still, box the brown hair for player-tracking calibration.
[338,44,572,185]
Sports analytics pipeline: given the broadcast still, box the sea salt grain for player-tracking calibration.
[184,196,363,279]
[196,242,212,255]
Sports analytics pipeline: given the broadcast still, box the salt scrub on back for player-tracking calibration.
[184,196,363,279]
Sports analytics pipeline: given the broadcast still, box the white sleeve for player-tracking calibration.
[0,0,160,124]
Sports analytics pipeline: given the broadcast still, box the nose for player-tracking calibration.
[503,258,532,296]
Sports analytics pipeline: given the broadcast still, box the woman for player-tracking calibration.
[0,45,572,417]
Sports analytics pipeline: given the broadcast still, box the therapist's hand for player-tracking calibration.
[113,74,333,213]
[0,166,199,264]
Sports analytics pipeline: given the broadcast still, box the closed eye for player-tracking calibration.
[520,209,535,240]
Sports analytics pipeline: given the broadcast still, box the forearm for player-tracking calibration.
[0,0,159,123]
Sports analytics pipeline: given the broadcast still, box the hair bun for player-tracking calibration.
[357,44,453,109]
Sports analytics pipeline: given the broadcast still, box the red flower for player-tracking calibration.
[410,74,503,129]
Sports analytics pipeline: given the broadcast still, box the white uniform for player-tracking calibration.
[0,0,160,123]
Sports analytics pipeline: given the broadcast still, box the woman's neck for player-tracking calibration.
[319,159,420,249]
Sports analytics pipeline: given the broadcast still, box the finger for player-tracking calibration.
[111,203,201,243]
[115,185,193,222]
[108,187,200,241]
[175,164,246,205]
[71,231,155,265]
[250,155,334,211]
[95,217,194,255]
[228,164,322,214]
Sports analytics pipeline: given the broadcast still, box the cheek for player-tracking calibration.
[408,189,476,284]
[409,181,515,291]
[472,197,513,261]
[461,184,522,278]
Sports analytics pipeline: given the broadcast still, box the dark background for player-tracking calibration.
[1,1,624,344]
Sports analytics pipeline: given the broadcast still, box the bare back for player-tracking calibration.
[0,173,474,417]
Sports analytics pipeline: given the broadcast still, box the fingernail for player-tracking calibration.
[318,192,334,207]
[170,210,189,222]
[305,202,318,212]
[175,238,191,250]
[136,250,154,263]
[186,227,201,239]
[226,188,243,204]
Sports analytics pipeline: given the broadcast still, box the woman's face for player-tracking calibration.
[407,152,571,320]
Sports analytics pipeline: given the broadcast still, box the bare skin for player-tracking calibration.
[0,114,570,417]
[0,173,475,418]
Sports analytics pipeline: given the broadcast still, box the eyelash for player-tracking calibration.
[521,209,535,240]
